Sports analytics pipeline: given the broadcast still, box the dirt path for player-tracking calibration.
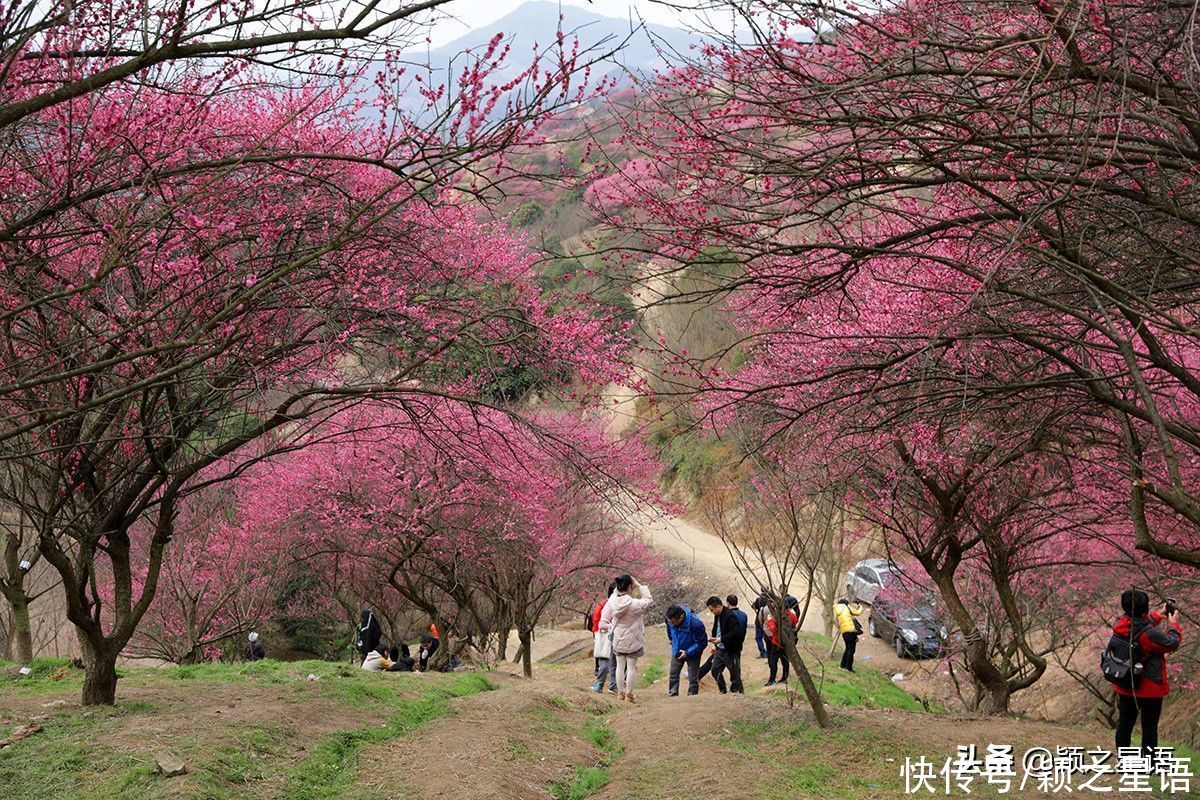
[362,628,1119,800]
[627,508,831,636]
[360,630,789,800]
[354,512,1126,799]
[628,513,1111,723]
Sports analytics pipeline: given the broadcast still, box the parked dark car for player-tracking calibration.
[868,596,946,659]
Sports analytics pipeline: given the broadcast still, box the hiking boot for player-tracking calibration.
[765,680,776,687]
[590,681,602,693]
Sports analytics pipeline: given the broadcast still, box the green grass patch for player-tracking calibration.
[507,737,535,760]
[165,658,358,684]
[813,663,925,711]
[727,715,904,800]
[581,716,624,766]
[280,673,493,800]
[0,657,85,697]
[0,664,492,800]
[638,655,665,689]
[785,632,934,712]
[646,421,735,495]
[527,703,575,735]
[190,725,291,797]
[549,765,610,800]
[0,707,157,800]
[540,701,623,799]
[0,657,73,680]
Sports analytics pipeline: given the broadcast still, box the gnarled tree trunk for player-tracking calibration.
[6,594,33,664]
[80,638,121,706]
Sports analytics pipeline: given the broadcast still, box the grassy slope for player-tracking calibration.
[795,632,934,712]
[0,658,492,800]
[6,649,1198,800]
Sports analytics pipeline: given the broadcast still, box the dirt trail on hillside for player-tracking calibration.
[361,629,791,799]
[356,512,1121,799]
[362,626,1114,800]
[635,513,1108,722]
[628,508,833,636]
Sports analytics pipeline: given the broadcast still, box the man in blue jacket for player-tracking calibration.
[666,605,708,696]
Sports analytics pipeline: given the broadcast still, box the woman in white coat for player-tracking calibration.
[599,573,653,703]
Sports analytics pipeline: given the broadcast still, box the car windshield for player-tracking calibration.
[899,607,936,627]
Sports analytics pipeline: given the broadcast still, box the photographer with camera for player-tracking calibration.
[1108,589,1182,762]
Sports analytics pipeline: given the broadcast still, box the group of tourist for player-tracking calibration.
[665,594,747,695]
[587,580,846,700]
[355,608,441,672]
[248,575,1189,773]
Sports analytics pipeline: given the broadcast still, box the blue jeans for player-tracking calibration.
[754,621,767,657]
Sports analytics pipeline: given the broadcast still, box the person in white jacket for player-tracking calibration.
[360,647,391,671]
[599,574,653,703]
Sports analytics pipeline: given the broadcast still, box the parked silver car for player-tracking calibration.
[844,558,903,604]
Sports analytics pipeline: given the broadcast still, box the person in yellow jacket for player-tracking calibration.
[833,598,865,672]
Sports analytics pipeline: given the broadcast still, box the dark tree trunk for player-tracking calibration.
[518,627,533,678]
[81,640,120,706]
[429,619,452,671]
[928,569,1011,715]
[983,681,1011,715]
[776,602,830,728]
[496,623,510,661]
[9,595,33,664]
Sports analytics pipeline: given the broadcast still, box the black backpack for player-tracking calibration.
[355,610,381,655]
[1100,619,1150,690]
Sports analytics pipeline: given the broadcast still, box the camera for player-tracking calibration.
[1164,598,1179,615]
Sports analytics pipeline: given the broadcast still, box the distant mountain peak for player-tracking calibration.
[413,1,700,65]
[383,2,704,115]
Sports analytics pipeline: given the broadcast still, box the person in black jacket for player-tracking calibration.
[417,634,441,671]
[387,643,415,672]
[242,631,265,662]
[705,596,746,694]
[726,595,748,692]
[355,609,382,664]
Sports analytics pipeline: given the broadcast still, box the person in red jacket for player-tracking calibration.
[1112,589,1182,760]
[764,605,799,686]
